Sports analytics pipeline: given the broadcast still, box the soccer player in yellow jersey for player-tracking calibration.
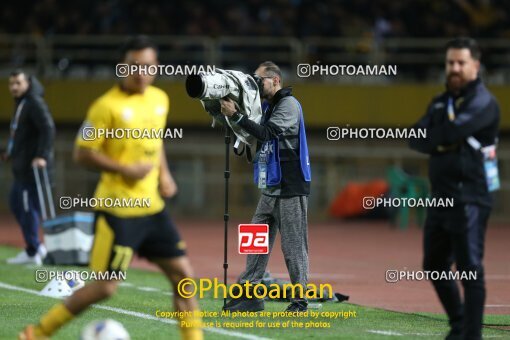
[19,36,203,340]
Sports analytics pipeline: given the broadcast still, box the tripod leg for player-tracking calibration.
[223,127,231,308]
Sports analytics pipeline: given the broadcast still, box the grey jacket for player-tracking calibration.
[232,87,310,197]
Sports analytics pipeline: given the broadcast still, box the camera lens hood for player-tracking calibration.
[185,74,205,98]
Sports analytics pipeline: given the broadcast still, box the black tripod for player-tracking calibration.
[184,75,234,308]
[223,125,231,309]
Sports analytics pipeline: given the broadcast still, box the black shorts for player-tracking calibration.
[89,208,186,273]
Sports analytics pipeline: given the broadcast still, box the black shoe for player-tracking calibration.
[445,318,464,340]
[223,296,264,312]
[445,328,464,340]
[285,300,308,312]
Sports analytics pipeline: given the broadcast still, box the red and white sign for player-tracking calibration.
[238,224,269,254]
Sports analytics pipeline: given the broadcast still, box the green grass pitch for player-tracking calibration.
[0,246,508,339]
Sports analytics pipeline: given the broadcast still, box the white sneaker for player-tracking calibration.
[6,251,42,265]
[37,244,48,259]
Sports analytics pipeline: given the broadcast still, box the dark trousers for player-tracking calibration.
[423,204,491,340]
[9,181,42,256]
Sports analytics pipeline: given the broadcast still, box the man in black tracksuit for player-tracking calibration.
[409,38,500,340]
[4,70,55,265]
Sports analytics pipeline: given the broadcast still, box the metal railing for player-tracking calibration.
[1,35,510,82]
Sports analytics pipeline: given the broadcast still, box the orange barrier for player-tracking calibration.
[328,180,388,218]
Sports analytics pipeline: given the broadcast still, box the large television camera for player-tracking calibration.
[185,69,263,148]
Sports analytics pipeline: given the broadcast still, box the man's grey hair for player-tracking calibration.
[259,61,282,84]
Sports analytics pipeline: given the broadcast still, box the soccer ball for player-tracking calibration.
[80,319,130,340]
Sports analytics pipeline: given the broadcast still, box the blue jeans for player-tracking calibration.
[9,181,42,256]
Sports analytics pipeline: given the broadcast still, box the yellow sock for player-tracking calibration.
[179,314,203,340]
[35,303,74,336]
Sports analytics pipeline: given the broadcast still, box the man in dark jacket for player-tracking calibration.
[409,38,500,340]
[4,69,55,265]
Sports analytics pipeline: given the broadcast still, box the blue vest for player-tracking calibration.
[254,97,311,187]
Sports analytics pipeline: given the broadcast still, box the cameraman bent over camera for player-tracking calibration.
[220,61,311,312]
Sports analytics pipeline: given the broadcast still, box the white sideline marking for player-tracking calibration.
[118,282,173,296]
[367,330,404,336]
[486,305,510,308]
[0,281,271,340]
[136,286,162,292]
[367,330,504,338]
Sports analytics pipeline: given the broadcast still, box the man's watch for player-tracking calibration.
[230,111,244,124]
